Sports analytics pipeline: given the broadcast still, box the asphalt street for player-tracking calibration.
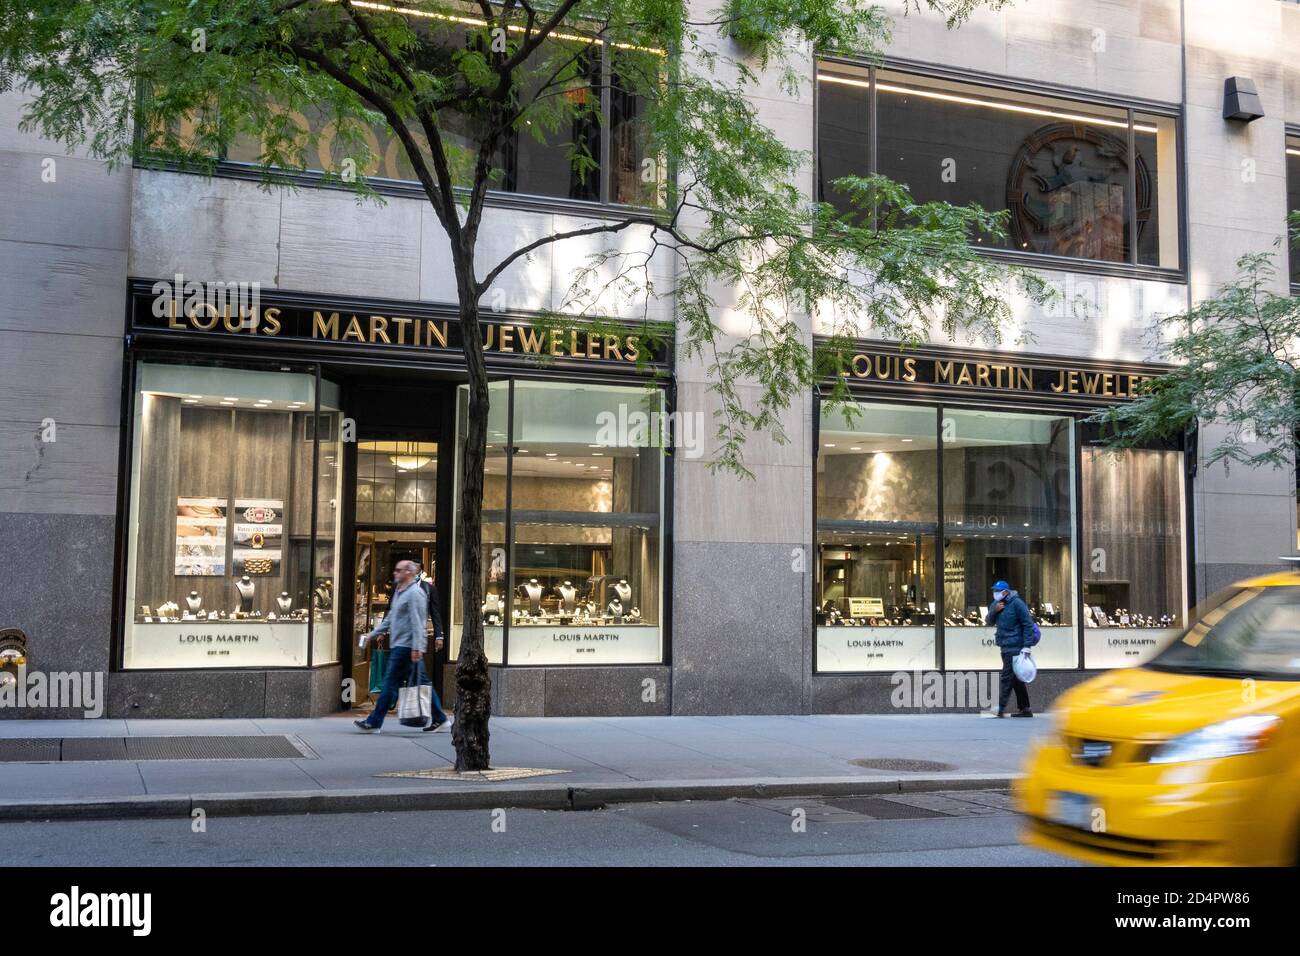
[3,789,1078,866]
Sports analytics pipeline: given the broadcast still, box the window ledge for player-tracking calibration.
[136,157,663,222]
[971,245,1185,284]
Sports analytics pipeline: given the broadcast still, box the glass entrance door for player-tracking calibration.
[351,531,438,707]
[350,437,442,707]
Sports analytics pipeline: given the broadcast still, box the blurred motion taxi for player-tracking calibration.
[1018,572,1300,865]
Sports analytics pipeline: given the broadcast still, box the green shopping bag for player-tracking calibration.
[368,647,388,695]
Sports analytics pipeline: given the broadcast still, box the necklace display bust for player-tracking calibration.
[235,576,255,613]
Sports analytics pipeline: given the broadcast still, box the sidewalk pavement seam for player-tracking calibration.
[0,773,1021,823]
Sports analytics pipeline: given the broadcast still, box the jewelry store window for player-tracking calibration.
[1081,444,1186,668]
[122,362,343,669]
[815,401,1078,672]
[451,380,665,666]
[817,61,1182,270]
[940,409,1077,670]
[816,403,940,671]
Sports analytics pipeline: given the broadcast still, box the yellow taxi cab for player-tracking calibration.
[1017,571,1300,866]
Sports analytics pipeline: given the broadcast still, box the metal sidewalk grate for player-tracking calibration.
[0,739,62,762]
[0,735,311,762]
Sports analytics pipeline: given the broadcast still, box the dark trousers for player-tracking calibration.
[365,646,448,728]
[998,651,1030,713]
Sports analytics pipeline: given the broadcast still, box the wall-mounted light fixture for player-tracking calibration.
[1223,77,1264,123]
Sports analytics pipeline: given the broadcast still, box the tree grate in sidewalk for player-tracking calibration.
[0,735,312,762]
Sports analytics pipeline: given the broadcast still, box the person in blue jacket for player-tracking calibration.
[985,579,1035,718]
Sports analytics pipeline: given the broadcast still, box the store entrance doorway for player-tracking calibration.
[351,530,441,709]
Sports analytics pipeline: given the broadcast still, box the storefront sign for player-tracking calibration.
[506,625,662,665]
[943,625,1076,670]
[124,621,309,668]
[817,626,937,672]
[834,350,1159,401]
[1083,627,1180,669]
[131,284,664,367]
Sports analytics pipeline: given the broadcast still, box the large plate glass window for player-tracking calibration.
[817,63,1181,269]
[816,402,939,671]
[940,409,1077,669]
[1081,446,1185,668]
[1287,134,1300,288]
[450,382,510,664]
[506,381,663,665]
[123,362,342,668]
[209,14,663,208]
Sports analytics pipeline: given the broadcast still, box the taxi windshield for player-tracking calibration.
[1146,586,1300,680]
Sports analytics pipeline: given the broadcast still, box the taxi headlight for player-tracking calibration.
[1148,715,1281,765]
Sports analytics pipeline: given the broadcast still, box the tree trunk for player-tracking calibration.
[452,295,493,771]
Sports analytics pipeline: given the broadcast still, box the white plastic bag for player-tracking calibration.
[1012,649,1037,684]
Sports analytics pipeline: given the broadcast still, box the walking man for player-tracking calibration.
[355,559,428,733]
[985,579,1035,718]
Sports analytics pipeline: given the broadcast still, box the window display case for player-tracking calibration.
[122,362,342,669]
[451,379,665,666]
[1081,446,1186,668]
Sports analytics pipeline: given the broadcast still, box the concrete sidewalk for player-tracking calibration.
[0,713,1049,821]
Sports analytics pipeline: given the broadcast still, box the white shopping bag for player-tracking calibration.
[398,682,432,728]
[1012,649,1037,684]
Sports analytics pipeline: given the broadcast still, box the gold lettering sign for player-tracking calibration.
[845,353,1154,400]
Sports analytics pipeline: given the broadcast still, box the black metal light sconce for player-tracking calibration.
[1223,77,1264,123]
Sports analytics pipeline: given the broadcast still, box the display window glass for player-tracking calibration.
[815,401,1084,672]
[211,17,663,208]
[449,382,509,664]
[123,362,342,669]
[1081,447,1185,668]
[451,380,665,666]
[817,64,1182,268]
[941,408,1077,670]
[1287,135,1299,288]
[816,403,939,671]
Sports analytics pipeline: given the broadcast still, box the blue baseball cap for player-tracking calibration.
[992,581,1010,593]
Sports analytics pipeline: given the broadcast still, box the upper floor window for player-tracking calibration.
[1287,134,1299,289]
[153,18,661,209]
[817,62,1182,270]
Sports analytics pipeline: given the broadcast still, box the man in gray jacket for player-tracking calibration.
[355,559,428,733]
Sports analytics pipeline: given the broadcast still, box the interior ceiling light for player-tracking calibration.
[818,73,1158,133]
[389,441,433,472]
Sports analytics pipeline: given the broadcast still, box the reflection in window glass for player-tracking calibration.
[816,402,938,671]
[123,363,342,669]
[1081,447,1185,668]
[1287,137,1300,287]
[506,381,663,665]
[450,384,509,664]
[816,65,871,219]
[817,64,1181,267]
[940,409,1077,670]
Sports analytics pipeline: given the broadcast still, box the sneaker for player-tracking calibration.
[422,719,447,733]
[1011,709,1034,718]
[980,709,1006,718]
[354,719,380,734]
